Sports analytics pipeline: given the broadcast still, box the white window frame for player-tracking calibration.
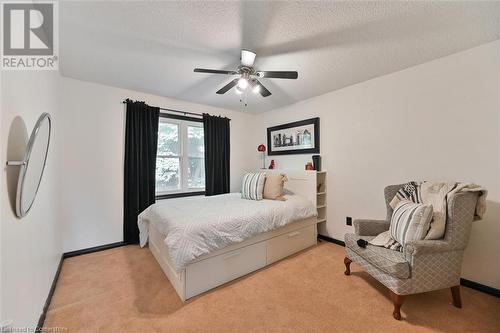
[156,115,205,197]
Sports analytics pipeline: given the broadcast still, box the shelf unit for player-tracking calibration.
[316,171,327,229]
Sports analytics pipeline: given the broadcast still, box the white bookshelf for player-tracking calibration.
[316,171,327,229]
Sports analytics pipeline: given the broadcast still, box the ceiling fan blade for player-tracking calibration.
[216,79,239,94]
[194,68,238,75]
[241,49,256,67]
[255,80,272,97]
[256,71,298,79]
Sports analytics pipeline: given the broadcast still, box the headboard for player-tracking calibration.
[266,169,317,205]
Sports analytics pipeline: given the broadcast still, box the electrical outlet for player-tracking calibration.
[346,216,352,226]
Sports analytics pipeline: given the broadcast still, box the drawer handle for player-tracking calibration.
[223,251,241,260]
[288,231,301,238]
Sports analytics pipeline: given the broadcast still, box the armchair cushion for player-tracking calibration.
[354,219,390,236]
[345,234,410,279]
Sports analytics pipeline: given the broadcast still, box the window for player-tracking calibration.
[156,115,205,197]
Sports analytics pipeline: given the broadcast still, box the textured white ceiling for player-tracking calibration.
[60,1,500,113]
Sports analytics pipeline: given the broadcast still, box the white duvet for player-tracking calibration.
[138,193,317,270]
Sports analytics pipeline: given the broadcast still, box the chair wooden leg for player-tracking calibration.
[344,257,352,276]
[389,290,406,320]
[451,286,462,308]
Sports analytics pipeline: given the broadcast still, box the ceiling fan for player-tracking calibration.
[193,50,298,98]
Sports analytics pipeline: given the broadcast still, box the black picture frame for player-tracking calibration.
[267,117,320,155]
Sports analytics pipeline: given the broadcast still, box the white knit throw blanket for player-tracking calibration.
[369,181,487,250]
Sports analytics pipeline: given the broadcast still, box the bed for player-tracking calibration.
[138,170,319,301]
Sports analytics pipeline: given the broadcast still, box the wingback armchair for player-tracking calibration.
[344,184,480,320]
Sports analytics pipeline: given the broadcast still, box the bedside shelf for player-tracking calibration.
[315,171,327,228]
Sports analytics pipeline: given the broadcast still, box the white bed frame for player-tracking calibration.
[148,170,319,301]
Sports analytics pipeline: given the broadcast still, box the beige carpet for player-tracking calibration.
[44,242,500,332]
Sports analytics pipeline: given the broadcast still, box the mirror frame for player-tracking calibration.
[8,113,52,218]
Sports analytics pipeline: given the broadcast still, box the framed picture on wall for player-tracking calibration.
[267,117,320,155]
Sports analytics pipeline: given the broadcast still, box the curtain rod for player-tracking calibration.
[122,99,202,117]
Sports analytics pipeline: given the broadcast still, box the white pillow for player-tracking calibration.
[241,172,266,200]
[390,200,433,248]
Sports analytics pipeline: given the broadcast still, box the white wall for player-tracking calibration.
[0,66,3,329]
[1,71,62,328]
[253,40,500,289]
[0,71,256,326]
[59,77,256,252]
[0,67,3,328]
[1,39,498,330]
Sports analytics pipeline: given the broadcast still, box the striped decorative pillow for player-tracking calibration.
[389,200,433,249]
[241,172,266,200]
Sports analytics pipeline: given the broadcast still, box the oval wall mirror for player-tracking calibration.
[7,113,51,218]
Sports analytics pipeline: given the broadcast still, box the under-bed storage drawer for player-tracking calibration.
[185,241,266,299]
[267,224,316,264]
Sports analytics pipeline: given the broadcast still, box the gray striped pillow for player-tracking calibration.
[390,200,433,248]
[241,172,266,200]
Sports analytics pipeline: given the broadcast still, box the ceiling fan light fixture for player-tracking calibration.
[237,78,248,89]
[241,50,256,67]
[252,84,260,94]
[193,49,297,100]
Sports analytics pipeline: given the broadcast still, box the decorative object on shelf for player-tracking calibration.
[257,144,266,169]
[312,155,321,171]
[268,159,276,169]
[6,113,51,218]
[305,162,314,170]
[267,117,320,155]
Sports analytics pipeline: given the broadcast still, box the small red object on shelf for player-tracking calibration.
[257,144,266,152]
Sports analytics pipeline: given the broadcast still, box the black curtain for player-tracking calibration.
[203,113,230,196]
[123,100,160,244]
